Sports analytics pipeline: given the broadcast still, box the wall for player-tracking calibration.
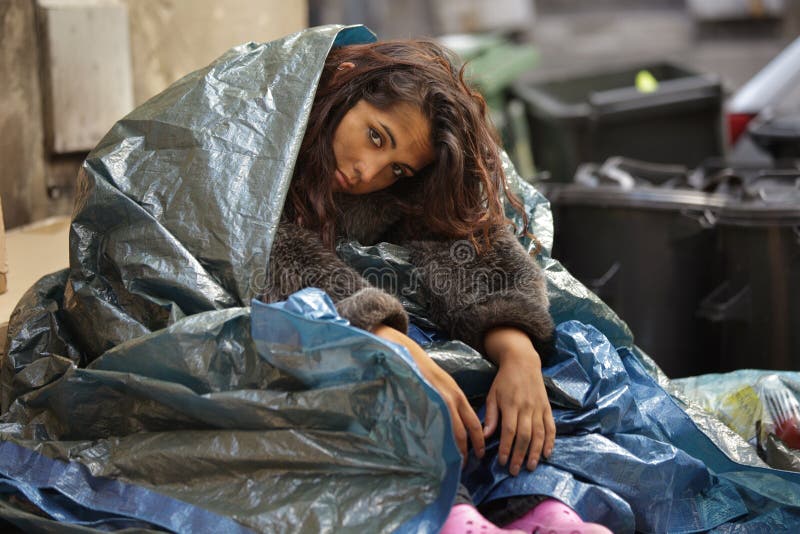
[125,0,308,105]
[0,0,49,228]
[0,0,308,230]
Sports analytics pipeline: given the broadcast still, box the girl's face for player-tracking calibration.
[331,99,435,195]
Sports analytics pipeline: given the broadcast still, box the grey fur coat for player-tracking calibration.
[261,187,554,355]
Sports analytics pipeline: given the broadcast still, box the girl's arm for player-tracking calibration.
[262,221,408,333]
[265,222,483,462]
[371,324,485,462]
[403,226,556,475]
[483,326,555,476]
[404,226,553,354]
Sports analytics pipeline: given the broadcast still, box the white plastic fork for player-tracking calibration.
[764,387,800,431]
[762,376,800,450]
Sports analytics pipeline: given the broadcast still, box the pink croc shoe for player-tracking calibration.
[504,498,612,534]
[441,504,527,534]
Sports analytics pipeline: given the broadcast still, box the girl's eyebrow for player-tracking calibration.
[377,121,419,174]
[378,121,396,148]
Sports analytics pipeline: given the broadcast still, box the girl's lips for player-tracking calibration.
[335,169,351,190]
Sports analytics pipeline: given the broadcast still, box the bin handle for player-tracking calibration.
[598,160,636,189]
[680,208,718,229]
[753,170,800,184]
[697,281,751,322]
[605,156,688,177]
[702,168,745,194]
[576,157,689,187]
[574,161,636,189]
[588,261,620,293]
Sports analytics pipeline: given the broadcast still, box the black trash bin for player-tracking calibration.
[548,157,800,377]
[547,158,722,377]
[697,165,800,372]
[748,110,800,161]
[512,62,724,183]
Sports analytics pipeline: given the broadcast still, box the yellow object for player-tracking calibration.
[716,385,763,441]
[635,70,659,93]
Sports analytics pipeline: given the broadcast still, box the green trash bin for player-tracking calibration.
[512,62,724,183]
[440,34,539,177]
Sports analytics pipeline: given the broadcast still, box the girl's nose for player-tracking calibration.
[354,158,382,183]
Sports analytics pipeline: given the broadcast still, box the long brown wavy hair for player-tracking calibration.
[286,38,527,251]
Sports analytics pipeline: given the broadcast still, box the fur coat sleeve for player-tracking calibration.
[260,221,408,333]
[402,226,554,354]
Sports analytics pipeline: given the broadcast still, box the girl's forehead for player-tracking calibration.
[379,101,429,134]
[381,103,435,168]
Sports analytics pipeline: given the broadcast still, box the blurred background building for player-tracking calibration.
[1,0,307,230]
[3,0,799,230]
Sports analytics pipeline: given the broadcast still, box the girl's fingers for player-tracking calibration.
[544,406,556,459]
[510,413,531,476]
[526,414,545,471]
[459,397,485,458]
[483,390,499,438]
[498,406,518,467]
[449,401,468,460]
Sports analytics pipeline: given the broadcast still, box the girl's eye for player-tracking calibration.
[392,164,405,178]
[369,128,382,148]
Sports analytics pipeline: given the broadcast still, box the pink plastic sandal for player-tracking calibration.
[504,498,612,534]
[440,504,527,534]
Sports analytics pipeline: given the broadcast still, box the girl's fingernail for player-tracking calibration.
[478,448,485,457]
[499,455,508,465]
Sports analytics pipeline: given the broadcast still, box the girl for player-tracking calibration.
[259,38,611,534]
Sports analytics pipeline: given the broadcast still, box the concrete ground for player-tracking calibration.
[0,216,70,324]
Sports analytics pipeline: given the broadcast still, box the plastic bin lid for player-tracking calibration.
[551,157,800,226]
[511,62,720,120]
[713,169,800,225]
[748,111,800,158]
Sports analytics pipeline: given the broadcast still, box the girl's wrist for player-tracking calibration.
[493,347,541,369]
[372,324,434,368]
[483,326,540,367]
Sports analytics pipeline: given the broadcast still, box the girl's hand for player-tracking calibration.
[371,325,485,462]
[483,326,555,476]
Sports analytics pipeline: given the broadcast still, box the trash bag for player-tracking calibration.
[4,23,800,534]
[673,370,800,472]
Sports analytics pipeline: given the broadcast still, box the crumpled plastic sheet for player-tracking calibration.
[1,284,460,533]
[673,370,800,472]
[3,22,800,534]
[1,24,457,534]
